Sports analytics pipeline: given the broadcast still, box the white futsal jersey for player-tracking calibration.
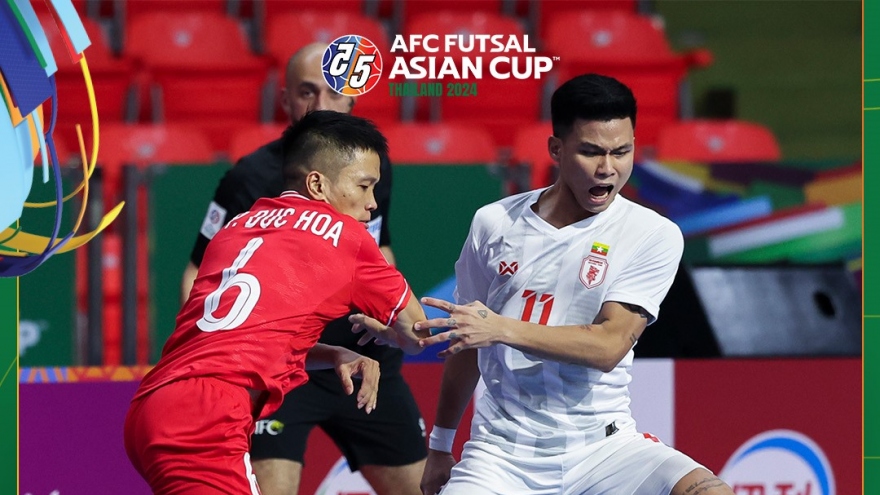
[454,190,683,458]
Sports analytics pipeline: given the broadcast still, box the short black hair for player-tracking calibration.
[281,110,388,188]
[550,74,637,138]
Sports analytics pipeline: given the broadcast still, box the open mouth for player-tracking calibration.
[588,185,614,201]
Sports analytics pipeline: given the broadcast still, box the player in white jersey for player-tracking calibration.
[353,74,734,495]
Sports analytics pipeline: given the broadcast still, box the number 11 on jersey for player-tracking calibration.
[520,290,554,325]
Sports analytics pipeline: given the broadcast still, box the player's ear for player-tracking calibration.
[548,136,562,163]
[305,170,327,200]
[348,96,356,111]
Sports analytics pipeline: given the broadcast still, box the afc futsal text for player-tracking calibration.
[386,34,554,97]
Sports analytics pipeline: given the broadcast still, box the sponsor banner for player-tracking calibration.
[20,380,150,495]
[674,359,859,495]
[18,360,857,495]
[307,360,676,494]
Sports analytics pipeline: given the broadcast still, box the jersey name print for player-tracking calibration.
[227,204,345,247]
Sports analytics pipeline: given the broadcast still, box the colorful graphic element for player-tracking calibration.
[720,430,835,495]
[321,35,383,96]
[0,0,123,277]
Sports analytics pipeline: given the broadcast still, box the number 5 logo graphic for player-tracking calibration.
[322,35,383,95]
[197,238,263,332]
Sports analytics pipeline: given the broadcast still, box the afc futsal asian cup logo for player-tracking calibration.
[321,33,555,97]
[322,35,383,95]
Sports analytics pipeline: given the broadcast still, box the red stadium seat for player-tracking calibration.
[125,12,269,151]
[228,123,287,163]
[510,122,555,190]
[655,120,782,163]
[98,123,215,198]
[265,11,390,61]
[258,0,364,17]
[439,77,544,148]
[35,7,133,144]
[404,11,526,59]
[265,12,398,123]
[543,11,712,148]
[383,123,496,164]
[401,12,540,145]
[397,0,503,25]
[121,0,229,20]
[529,0,638,38]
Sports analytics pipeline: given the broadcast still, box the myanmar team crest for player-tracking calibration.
[580,255,608,288]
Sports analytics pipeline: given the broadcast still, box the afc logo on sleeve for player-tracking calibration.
[199,201,228,240]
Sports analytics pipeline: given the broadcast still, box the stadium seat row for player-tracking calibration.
[44,7,713,153]
[59,119,781,202]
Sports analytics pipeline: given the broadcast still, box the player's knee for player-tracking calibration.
[251,458,303,495]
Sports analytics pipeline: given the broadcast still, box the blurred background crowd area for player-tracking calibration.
[19,0,861,368]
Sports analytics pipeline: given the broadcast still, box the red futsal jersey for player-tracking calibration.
[134,191,411,417]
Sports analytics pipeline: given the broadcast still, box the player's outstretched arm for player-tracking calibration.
[304,343,380,413]
[349,292,430,354]
[416,297,649,372]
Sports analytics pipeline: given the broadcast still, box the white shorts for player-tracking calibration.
[440,431,705,495]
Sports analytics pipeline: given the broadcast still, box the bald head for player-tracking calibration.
[281,42,355,124]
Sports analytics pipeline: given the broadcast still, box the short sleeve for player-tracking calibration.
[603,221,684,325]
[453,212,493,305]
[351,229,411,326]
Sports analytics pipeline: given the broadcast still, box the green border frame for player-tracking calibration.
[0,276,16,492]
[865,1,875,492]
[2,1,869,493]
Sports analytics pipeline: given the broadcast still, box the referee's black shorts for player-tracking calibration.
[250,372,427,471]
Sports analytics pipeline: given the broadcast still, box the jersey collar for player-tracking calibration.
[280,190,310,200]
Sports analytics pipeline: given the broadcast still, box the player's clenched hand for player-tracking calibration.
[415,297,504,358]
[420,449,457,495]
[332,348,380,414]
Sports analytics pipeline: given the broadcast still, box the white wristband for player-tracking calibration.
[428,426,457,453]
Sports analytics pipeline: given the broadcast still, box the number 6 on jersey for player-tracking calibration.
[197,238,263,332]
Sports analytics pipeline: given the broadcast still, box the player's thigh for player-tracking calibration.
[564,432,707,495]
[360,459,425,495]
[251,458,302,495]
[440,440,560,495]
[127,378,260,494]
[671,468,734,495]
[250,382,330,463]
[322,376,427,471]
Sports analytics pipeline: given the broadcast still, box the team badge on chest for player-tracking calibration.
[579,255,608,288]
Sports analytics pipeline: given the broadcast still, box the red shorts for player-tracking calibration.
[124,377,262,494]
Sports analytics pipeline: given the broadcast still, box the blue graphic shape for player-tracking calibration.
[0,1,54,116]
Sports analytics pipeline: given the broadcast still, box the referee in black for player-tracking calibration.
[181,42,427,495]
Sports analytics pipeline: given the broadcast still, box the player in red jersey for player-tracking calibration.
[124,111,430,495]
